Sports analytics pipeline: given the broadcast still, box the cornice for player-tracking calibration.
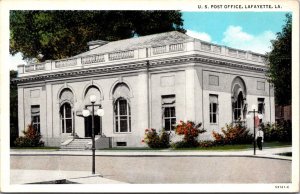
[15,54,267,84]
[149,54,267,73]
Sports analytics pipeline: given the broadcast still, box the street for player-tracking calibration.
[10,148,291,184]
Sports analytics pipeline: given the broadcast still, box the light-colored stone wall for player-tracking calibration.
[150,69,186,133]
[16,31,274,148]
[17,63,274,147]
[198,68,275,140]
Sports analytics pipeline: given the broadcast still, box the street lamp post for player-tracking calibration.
[82,95,104,175]
[246,104,262,155]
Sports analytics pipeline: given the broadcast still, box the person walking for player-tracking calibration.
[256,128,264,150]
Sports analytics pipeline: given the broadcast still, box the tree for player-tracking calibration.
[267,13,291,106]
[10,11,185,62]
[10,70,18,146]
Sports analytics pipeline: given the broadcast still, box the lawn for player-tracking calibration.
[99,141,291,151]
[10,141,291,151]
[172,141,291,151]
[11,146,60,150]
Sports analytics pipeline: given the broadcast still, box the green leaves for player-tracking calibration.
[267,13,291,106]
[10,10,185,62]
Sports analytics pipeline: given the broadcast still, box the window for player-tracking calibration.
[233,92,244,121]
[114,98,131,132]
[162,95,176,131]
[31,105,40,132]
[60,103,73,133]
[209,95,218,124]
[258,98,265,124]
[258,98,265,114]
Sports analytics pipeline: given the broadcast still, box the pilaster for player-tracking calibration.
[46,84,53,139]
[137,71,149,134]
[18,87,25,136]
[185,67,196,121]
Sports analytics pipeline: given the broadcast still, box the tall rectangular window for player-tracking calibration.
[162,95,176,131]
[114,98,131,133]
[31,105,40,133]
[258,98,265,114]
[258,98,265,124]
[209,95,218,124]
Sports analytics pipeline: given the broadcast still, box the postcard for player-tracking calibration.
[0,0,299,192]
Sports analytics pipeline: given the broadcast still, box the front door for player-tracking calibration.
[84,116,101,137]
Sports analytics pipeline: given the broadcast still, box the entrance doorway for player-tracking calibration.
[84,116,101,137]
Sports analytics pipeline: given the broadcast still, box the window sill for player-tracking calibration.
[113,132,132,134]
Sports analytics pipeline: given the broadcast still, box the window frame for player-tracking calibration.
[163,106,176,131]
[60,102,73,133]
[258,98,265,114]
[257,98,265,124]
[114,97,131,133]
[162,95,176,131]
[209,94,218,124]
[31,105,40,133]
[233,92,244,121]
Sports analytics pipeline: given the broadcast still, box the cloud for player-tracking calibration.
[221,25,276,54]
[186,29,212,42]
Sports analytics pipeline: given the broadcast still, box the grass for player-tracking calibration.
[173,141,291,151]
[100,141,291,151]
[11,146,60,150]
[9,141,291,152]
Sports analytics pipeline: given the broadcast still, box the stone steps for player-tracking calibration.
[60,138,92,150]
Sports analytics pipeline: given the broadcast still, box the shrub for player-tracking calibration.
[143,128,170,148]
[212,121,253,145]
[14,124,44,147]
[260,120,292,142]
[199,140,215,148]
[174,120,206,148]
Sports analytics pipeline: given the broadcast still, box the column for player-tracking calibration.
[137,71,149,133]
[45,84,53,139]
[18,87,25,136]
[185,67,196,121]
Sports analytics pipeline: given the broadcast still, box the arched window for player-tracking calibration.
[114,97,131,132]
[112,82,131,133]
[233,92,244,121]
[59,88,74,133]
[231,77,247,122]
[60,103,73,133]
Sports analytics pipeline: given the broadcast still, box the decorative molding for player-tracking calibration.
[81,54,105,64]
[15,54,267,84]
[109,79,134,100]
[108,50,134,61]
[82,81,104,101]
[57,84,77,104]
[153,45,167,55]
[55,58,77,68]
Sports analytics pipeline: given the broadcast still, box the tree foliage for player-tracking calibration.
[267,13,291,105]
[10,70,18,146]
[10,10,185,62]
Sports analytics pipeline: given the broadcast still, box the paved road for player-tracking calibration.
[11,148,291,184]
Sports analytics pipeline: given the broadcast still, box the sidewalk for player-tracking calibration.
[10,146,292,184]
[10,169,128,184]
[10,146,292,160]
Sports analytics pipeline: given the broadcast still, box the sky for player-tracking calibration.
[182,12,288,54]
[9,11,289,70]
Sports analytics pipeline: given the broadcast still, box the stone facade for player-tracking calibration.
[16,31,275,147]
